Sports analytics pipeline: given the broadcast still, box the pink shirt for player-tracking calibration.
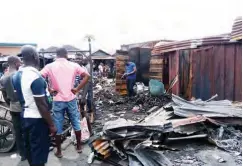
[41,58,87,102]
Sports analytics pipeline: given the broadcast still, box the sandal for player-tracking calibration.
[54,152,63,158]
[76,147,82,153]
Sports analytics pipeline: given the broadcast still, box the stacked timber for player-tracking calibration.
[149,55,163,82]
[116,55,129,95]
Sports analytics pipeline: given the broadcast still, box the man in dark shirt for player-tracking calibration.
[0,56,25,161]
[122,59,137,97]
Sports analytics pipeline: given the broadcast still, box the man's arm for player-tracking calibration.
[72,65,90,94]
[122,64,137,78]
[72,73,90,94]
[31,77,56,136]
[127,66,137,76]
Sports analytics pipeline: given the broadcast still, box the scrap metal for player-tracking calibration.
[171,94,242,118]
[91,82,242,166]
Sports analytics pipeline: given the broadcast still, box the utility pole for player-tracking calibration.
[85,35,95,111]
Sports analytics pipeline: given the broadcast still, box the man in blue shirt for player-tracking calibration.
[12,45,56,166]
[122,59,137,97]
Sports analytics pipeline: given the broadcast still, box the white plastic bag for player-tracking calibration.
[81,117,90,143]
[70,117,90,144]
[134,82,145,94]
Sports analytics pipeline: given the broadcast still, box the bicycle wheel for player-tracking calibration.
[0,119,16,153]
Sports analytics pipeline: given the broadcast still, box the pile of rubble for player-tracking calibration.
[93,80,171,133]
[89,91,242,166]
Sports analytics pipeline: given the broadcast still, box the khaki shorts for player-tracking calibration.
[10,101,22,112]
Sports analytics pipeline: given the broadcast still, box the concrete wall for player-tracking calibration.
[0,47,21,56]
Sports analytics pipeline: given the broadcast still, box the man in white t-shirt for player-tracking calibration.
[12,45,57,166]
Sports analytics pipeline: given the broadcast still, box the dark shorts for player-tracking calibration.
[52,99,81,135]
[23,118,50,165]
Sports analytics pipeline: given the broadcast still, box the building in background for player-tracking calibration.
[0,42,37,72]
[39,45,87,68]
[91,49,115,75]
[0,42,37,56]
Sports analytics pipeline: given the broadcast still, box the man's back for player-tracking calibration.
[41,58,86,102]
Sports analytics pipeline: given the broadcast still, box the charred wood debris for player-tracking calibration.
[88,79,242,166]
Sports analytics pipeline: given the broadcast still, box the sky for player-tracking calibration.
[0,0,241,53]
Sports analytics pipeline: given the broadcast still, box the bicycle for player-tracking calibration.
[0,104,16,153]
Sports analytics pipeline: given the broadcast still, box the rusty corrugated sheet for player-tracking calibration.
[169,51,179,95]
[179,50,190,96]
[152,34,230,55]
[158,43,241,101]
[201,34,230,45]
[152,40,193,55]
[234,44,242,100]
[122,40,174,51]
[190,43,242,101]
[231,16,242,41]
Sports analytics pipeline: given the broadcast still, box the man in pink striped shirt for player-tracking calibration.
[41,47,90,158]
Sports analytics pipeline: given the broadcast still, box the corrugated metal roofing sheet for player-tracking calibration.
[0,43,37,47]
[152,34,231,55]
[171,94,242,118]
[121,40,175,51]
[91,55,115,60]
[231,16,242,41]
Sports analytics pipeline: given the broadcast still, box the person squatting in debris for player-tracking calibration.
[122,58,137,97]
[0,56,26,161]
[41,47,90,158]
[12,45,57,166]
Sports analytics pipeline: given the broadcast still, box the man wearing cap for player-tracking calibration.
[12,45,56,166]
[41,47,90,158]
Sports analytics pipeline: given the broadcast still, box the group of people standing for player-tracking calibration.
[0,46,91,166]
[98,63,110,78]
[0,45,137,166]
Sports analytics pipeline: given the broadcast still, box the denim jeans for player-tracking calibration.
[127,79,136,97]
[52,99,81,135]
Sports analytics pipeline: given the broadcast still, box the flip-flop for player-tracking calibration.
[54,152,63,158]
